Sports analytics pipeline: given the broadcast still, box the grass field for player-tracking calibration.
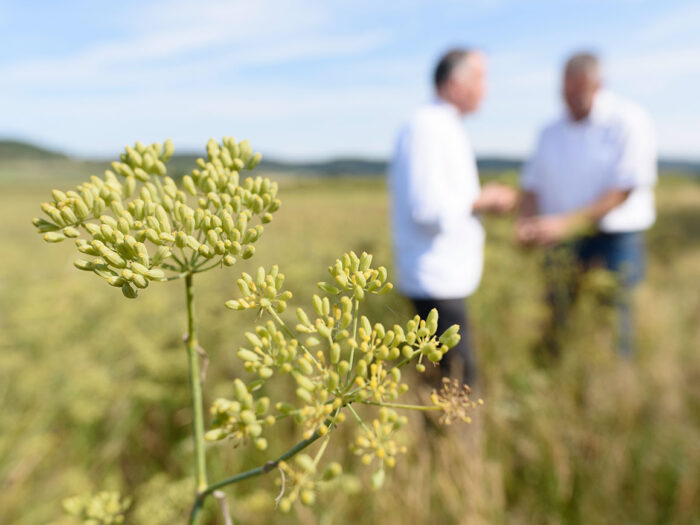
[1,165,699,524]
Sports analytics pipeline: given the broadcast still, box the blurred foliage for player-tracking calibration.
[1,173,699,524]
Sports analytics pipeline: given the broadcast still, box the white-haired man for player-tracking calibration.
[389,48,516,385]
[517,52,656,355]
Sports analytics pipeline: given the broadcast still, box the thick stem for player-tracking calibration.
[185,274,208,495]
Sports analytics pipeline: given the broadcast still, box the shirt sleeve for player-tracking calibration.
[520,131,545,193]
[610,111,657,190]
[405,121,469,234]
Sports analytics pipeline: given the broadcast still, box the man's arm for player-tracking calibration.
[529,188,631,245]
[472,182,519,214]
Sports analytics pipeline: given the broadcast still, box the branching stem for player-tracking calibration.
[189,409,340,523]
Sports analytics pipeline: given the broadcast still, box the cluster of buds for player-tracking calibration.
[430,378,484,425]
[211,251,481,511]
[276,456,343,513]
[62,491,131,524]
[33,137,280,297]
[318,251,392,300]
[236,321,300,378]
[225,265,293,313]
[205,379,273,451]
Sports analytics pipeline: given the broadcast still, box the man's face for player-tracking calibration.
[563,70,600,121]
[448,52,487,114]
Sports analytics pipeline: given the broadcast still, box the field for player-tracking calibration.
[1,163,699,524]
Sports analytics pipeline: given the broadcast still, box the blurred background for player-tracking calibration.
[1,1,699,523]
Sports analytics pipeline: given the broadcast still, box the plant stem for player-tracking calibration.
[359,400,442,411]
[347,403,371,433]
[185,273,208,496]
[189,410,339,522]
[345,298,360,385]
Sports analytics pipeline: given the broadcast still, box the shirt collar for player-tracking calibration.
[432,96,461,118]
[564,90,613,125]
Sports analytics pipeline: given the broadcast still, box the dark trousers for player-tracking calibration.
[545,231,645,356]
[411,297,477,386]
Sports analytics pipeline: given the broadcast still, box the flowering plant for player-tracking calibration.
[34,138,481,524]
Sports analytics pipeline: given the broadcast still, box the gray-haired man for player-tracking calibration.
[517,52,656,355]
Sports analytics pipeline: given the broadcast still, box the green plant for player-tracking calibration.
[32,138,480,524]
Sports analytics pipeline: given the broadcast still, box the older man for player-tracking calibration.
[517,52,656,355]
[389,48,515,385]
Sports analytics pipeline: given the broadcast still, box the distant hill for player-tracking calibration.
[1,139,698,177]
[0,140,67,160]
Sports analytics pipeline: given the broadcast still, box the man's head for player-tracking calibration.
[434,48,487,115]
[563,52,601,121]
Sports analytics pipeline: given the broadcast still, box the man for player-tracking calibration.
[389,48,516,385]
[517,52,656,355]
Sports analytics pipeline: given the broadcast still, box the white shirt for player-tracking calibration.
[521,91,657,232]
[389,99,484,299]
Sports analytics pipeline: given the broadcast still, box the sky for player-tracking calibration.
[1,0,699,161]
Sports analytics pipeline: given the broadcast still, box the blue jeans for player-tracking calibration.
[545,231,645,356]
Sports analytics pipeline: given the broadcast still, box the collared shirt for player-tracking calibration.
[521,91,657,232]
[389,99,484,299]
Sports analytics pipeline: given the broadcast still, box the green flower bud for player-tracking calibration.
[60,206,78,224]
[247,152,262,170]
[322,462,343,481]
[121,283,137,298]
[371,469,385,490]
[377,283,394,294]
[73,259,96,271]
[312,295,323,316]
[300,490,315,506]
[425,310,438,335]
[205,429,227,442]
[154,160,166,176]
[233,379,248,402]
[245,332,263,348]
[162,138,175,162]
[63,226,80,238]
[132,274,148,288]
[242,245,255,259]
[330,343,341,364]
[101,247,126,268]
[315,319,331,339]
[318,282,340,294]
[297,357,314,376]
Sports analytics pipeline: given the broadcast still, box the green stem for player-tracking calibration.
[189,410,339,522]
[347,403,371,433]
[185,274,208,495]
[345,299,360,385]
[194,259,223,274]
[359,400,441,412]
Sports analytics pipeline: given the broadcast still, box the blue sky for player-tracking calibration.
[1,0,699,160]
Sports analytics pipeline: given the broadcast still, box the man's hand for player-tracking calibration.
[473,183,518,214]
[515,217,539,245]
[516,213,589,246]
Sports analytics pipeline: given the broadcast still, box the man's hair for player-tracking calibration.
[565,52,600,78]
[434,48,473,89]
